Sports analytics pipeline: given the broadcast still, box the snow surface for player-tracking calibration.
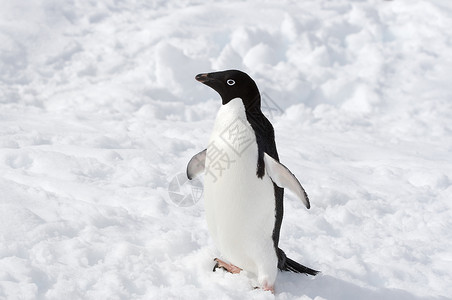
[1,0,452,299]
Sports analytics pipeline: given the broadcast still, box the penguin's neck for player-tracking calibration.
[209,98,258,159]
[214,98,248,130]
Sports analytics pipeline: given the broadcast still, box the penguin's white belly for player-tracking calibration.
[203,99,277,279]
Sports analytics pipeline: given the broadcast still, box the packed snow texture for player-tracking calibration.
[1,0,452,299]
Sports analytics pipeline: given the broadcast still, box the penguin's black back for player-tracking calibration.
[246,99,319,276]
[244,106,285,251]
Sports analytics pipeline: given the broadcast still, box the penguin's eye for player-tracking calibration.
[226,79,235,86]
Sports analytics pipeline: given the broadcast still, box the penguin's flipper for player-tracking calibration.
[187,149,207,180]
[263,153,310,209]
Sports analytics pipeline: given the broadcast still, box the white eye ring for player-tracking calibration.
[227,79,235,86]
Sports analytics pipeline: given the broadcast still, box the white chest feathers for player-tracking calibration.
[206,98,258,181]
[203,98,277,274]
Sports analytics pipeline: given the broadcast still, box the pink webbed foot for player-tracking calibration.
[263,283,275,294]
[253,283,275,294]
[213,258,242,274]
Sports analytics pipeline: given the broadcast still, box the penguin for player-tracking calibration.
[187,70,318,292]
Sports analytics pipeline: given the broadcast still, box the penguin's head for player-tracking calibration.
[196,70,260,111]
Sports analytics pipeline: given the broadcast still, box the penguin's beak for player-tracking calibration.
[195,71,225,103]
[195,73,209,83]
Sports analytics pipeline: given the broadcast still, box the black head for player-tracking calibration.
[195,69,261,111]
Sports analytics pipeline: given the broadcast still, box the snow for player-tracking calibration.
[1,0,451,299]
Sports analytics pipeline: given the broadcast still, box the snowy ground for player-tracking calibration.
[1,0,452,299]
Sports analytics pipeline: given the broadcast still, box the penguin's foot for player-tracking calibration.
[253,283,275,294]
[263,283,275,294]
[213,258,242,274]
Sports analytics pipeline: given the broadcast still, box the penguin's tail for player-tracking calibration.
[277,248,319,276]
[285,256,319,275]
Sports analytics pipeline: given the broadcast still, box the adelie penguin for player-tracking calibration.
[187,69,318,293]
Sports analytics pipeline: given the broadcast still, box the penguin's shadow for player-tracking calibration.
[276,273,448,300]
